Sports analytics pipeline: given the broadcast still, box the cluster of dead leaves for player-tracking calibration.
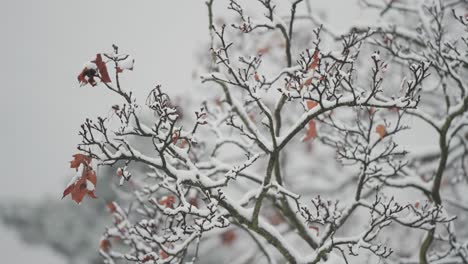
[159,195,176,208]
[62,154,97,204]
[77,53,134,87]
[77,54,111,86]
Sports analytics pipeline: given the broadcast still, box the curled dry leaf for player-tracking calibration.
[302,120,317,141]
[77,54,111,86]
[63,154,98,204]
[70,154,92,169]
[308,49,319,71]
[100,239,111,253]
[376,124,387,139]
[306,100,318,110]
[94,54,111,83]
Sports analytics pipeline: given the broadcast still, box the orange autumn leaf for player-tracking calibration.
[70,154,92,170]
[376,124,386,139]
[77,54,112,87]
[99,239,111,253]
[63,170,97,204]
[221,230,237,245]
[306,100,318,110]
[304,77,313,87]
[63,155,98,204]
[302,120,317,141]
[308,50,319,71]
[159,195,176,208]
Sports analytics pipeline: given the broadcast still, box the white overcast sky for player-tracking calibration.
[0,0,407,262]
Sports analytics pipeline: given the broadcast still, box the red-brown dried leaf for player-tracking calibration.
[189,197,198,208]
[221,230,236,245]
[159,195,176,208]
[62,184,74,199]
[63,160,98,204]
[99,239,111,253]
[94,54,111,83]
[376,124,386,139]
[141,255,154,263]
[308,50,319,71]
[70,154,92,169]
[302,120,317,141]
[77,67,97,86]
[70,176,89,204]
[304,77,313,87]
[306,100,318,110]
